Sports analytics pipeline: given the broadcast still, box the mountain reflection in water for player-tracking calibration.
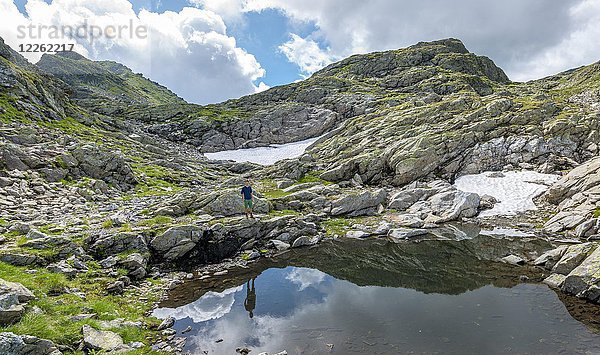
[154,236,600,354]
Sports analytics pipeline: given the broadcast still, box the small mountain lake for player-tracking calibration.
[153,236,600,354]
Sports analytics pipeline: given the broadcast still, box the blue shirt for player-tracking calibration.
[241,186,253,200]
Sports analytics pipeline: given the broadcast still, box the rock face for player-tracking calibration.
[0,279,35,325]
[562,245,600,302]
[543,157,600,236]
[535,242,600,303]
[0,332,62,355]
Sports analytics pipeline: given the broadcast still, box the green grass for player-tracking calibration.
[101,220,114,229]
[0,218,7,227]
[0,262,167,353]
[298,171,333,185]
[0,93,29,124]
[593,208,600,218]
[321,218,352,236]
[136,216,173,227]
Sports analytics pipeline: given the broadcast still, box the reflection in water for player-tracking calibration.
[153,237,600,354]
[244,278,256,319]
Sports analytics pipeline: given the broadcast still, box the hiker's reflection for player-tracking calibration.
[244,277,256,318]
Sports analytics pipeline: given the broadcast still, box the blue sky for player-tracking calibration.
[3,0,600,104]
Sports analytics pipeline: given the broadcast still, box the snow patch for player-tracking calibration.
[454,171,559,217]
[204,136,320,165]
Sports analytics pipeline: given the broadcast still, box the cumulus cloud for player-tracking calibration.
[0,0,266,104]
[278,33,338,75]
[201,0,598,81]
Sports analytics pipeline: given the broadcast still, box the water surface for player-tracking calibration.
[154,237,600,354]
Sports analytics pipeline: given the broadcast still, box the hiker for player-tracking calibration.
[241,179,255,218]
[244,277,256,318]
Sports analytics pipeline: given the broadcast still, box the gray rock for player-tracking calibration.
[89,233,148,259]
[345,230,370,239]
[47,260,79,278]
[387,228,428,240]
[150,225,205,261]
[270,240,290,251]
[0,252,42,267]
[118,253,148,280]
[426,190,480,223]
[543,274,567,289]
[562,244,600,302]
[291,236,312,248]
[0,332,62,355]
[552,243,597,275]
[157,316,175,331]
[0,279,34,325]
[82,325,124,352]
[532,245,569,269]
[393,214,425,228]
[501,255,525,266]
[330,189,387,216]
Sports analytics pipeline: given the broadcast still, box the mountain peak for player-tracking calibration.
[410,38,469,54]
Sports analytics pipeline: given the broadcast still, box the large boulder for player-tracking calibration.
[426,190,480,223]
[330,189,387,216]
[552,243,597,275]
[150,225,206,261]
[88,233,148,259]
[82,325,124,352]
[0,279,35,325]
[562,244,600,302]
[0,332,62,355]
[69,144,137,190]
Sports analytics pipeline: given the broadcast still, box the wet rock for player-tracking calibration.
[345,230,370,239]
[0,332,62,355]
[81,325,124,352]
[157,316,175,331]
[150,225,205,261]
[543,274,567,289]
[562,245,600,302]
[393,214,425,228]
[501,255,525,266]
[533,245,569,269]
[387,228,428,240]
[291,236,312,248]
[552,243,597,275]
[270,240,290,251]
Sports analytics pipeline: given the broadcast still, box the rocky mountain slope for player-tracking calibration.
[36,51,185,115]
[1,35,600,353]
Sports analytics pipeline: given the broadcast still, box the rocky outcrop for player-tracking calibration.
[330,189,387,217]
[0,141,137,190]
[534,242,600,303]
[543,157,600,236]
[155,189,270,217]
[0,279,35,325]
[0,332,62,355]
[388,180,480,224]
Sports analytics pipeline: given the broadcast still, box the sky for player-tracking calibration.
[1,0,599,104]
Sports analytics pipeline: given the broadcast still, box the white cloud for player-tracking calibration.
[0,0,265,104]
[204,0,598,82]
[278,33,338,75]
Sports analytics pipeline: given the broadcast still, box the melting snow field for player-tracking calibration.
[204,136,320,165]
[454,171,560,217]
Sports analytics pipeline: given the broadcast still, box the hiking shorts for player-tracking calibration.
[244,199,253,209]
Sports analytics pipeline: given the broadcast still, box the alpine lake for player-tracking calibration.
[153,224,600,354]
